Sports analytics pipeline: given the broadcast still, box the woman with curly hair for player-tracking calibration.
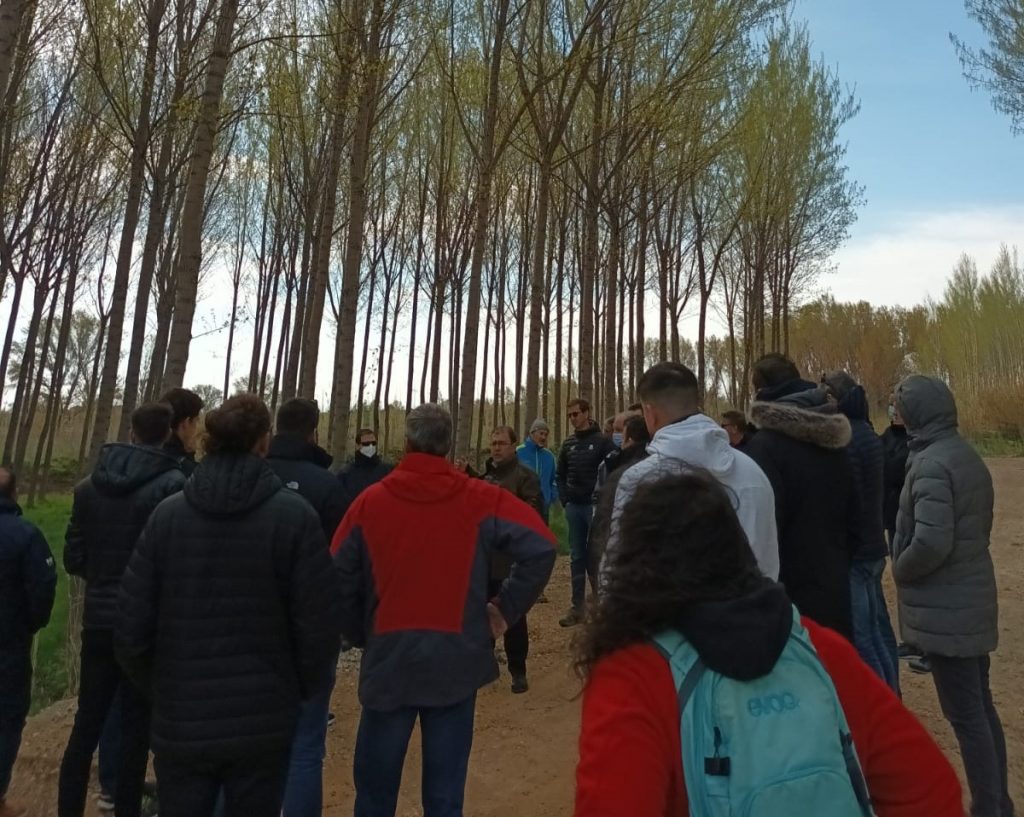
[574,471,963,817]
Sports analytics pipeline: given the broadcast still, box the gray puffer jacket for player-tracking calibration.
[892,375,997,657]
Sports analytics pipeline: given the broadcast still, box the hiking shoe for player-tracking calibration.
[898,642,923,659]
[0,799,27,817]
[96,791,115,812]
[511,674,529,694]
[909,656,932,674]
[559,609,583,627]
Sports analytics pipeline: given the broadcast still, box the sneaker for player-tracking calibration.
[96,791,115,812]
[511,674,529,694]
[327,711,337,728]
[909,656,932,674]
[559,608,582,628]
[898,642,923,659]
[0,799,28,817]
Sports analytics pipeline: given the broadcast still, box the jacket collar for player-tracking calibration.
[0,496,21,516]
[268,433,333,468]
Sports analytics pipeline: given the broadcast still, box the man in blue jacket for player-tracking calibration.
[516,419,557,523]
[0,467,57,817]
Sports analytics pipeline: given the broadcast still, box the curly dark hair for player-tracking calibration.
[574,469,764,681]
[203,393,271,456]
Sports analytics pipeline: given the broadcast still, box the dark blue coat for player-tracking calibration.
[0,497,56,649]
[837,386,888,563]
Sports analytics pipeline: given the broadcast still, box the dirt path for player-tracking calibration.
[9,459,1024,816]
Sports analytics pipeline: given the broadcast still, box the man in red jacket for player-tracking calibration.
[332,404,555,817]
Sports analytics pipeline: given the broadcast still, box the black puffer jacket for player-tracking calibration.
[163,433,197,477]
[65,444,186,631]
[880,423,909,536]
[116,453,341,763]
[337,453,393,518]
[836,386,888,563]
[267,433,347,542]
[745,384,857,638]
[557,422,617,505]
[0,497,57,648]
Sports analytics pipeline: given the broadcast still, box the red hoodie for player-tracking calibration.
[576,618,964,817]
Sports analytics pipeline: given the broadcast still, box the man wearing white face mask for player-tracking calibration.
[337,429,393,521]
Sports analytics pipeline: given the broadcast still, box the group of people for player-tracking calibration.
[0,353,1012,817]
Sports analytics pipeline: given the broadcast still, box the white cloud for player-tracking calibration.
[822,205,1024,307]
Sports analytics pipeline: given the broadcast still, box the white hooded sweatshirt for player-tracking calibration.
[602,413,780,585]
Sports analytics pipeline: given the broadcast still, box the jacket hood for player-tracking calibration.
[750,399,852,450]
[268,433,333,469]
[382,453,465,504]
[647,414,738,479]
[896,375,958,449]
[183,453,282,516]
[836,384,871,423]
[92,443,182,496]
[675,581,793,681]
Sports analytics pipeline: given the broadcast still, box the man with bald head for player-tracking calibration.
[0,467,57,817]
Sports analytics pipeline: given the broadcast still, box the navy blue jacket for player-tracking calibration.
[837,386,888,563]
[66,443,186,631]
[267,433,347,542]
[0,497,57,649]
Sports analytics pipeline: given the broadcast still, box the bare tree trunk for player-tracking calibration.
[86,0,166,464]
[161,0,240,388]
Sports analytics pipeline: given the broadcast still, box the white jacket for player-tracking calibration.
[603,414,780,583]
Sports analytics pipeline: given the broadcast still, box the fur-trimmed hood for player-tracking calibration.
[750,400,852,450]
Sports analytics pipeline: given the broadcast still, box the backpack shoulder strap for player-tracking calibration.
[651,631,707,714]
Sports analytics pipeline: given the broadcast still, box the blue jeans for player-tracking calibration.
[354,695,476,817]
[565,502,594,610]
[849,558,899,693]
[281,669,336,817]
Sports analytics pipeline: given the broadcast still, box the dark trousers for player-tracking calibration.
[930,654,1014,817]
[565,502,594,610]
[57,629,151,817]
[154,750,290,817]
[354,694,476,817]
[487,580,528,676]
[98,687,122,795]
[0,645,31,800]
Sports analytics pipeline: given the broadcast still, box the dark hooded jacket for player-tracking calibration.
[163,433,198,477]
[745,382,857,638]
[0,497,57,649]
[337,452,393,518]
[267,433,347,542]
[892,376,997,657]
[65,443,186,631]
[332,453,556,711]
[115,453,341,762]
[589,443,649,580]
[827,379,888,563]
[557,422,617,505]
[880,423,909,537]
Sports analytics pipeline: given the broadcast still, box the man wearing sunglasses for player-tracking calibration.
[557,399,616,627]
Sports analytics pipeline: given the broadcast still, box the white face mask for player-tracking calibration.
[360,444,377,458]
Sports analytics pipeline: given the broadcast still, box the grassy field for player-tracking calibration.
[24,495,74,713]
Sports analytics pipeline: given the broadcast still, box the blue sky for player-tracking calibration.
[792,0,1024,305]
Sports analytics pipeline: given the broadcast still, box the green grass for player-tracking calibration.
[970,433,1024,458]
[24,495,73,713]
[549,503,570,555]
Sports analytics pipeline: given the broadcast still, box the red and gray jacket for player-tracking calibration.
[331,453,556,711]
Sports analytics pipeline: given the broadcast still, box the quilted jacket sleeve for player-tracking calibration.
[893,457,955,583]
[115,516,162,691]
[288,507,342,699]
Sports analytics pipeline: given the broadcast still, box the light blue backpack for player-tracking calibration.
[652,606,874,817]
